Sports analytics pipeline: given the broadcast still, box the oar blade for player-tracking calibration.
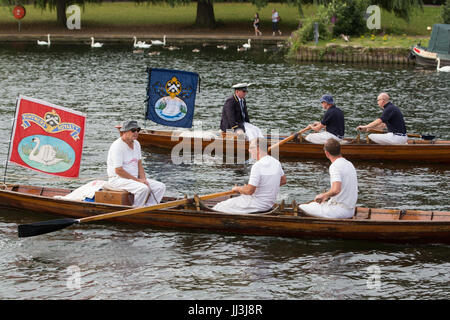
[18,218,78,238]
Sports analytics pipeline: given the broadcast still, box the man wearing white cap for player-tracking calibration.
[107,120,166,207]
[220,83,264,141]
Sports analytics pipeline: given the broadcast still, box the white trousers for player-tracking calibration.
[244,122,264,141]
[368,132,408,145]
[299,201,354,219]
[304,131,342,144]
[212,195,269,214]
[107,177,166,207]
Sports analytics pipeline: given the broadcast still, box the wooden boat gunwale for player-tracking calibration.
[2,184,450,245]
[136,129,450,163]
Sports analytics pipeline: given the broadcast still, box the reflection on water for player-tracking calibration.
[0,42,449,300]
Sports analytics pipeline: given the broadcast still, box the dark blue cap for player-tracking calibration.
[320,94,334,105]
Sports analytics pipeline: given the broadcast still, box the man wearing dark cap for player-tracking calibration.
[304,94,345,144]
[220,83,263,141]
[356,93,407,145]
[106,120,166,207]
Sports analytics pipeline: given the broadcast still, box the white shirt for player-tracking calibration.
[272,11,279,23]
[107,138,141,179]
[248,155,285,209]
[328,157,358,209]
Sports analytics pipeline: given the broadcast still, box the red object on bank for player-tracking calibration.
[13,5,26,20]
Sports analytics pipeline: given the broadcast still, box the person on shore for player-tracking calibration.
[271,9,282,36]
[253,13,263,36]
[107,120,166,207]
[356,93,407,145]
[213,138,287,214]
[299,138,358,219]
[220,83,264,141]
[304,94,345,144]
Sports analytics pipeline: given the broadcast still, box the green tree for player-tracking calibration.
[442,0,450,23]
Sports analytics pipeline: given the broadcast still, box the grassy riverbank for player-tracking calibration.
[0,2,443,40]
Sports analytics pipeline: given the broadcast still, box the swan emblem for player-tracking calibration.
[29,137,64,166]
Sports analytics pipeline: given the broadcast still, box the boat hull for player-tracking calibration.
[410,46,450,69]
[137,130,450,163]
[2,185,450,243]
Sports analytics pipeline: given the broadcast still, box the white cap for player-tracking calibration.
[232,83,253,91]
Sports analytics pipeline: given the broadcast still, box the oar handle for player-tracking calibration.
[79,190,236,223]
[268,125,311,152]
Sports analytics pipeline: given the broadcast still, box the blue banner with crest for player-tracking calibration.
[145,68,199,128]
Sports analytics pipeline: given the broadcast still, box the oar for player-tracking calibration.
[268,125,312,153]
[18,190,235,238]
[366,129,435,140]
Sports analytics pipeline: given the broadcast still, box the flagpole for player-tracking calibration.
[3,96,20,185]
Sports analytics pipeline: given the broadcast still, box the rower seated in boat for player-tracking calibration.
[220,82,264,141]
[304,94,345,144]
[107,120,166,207]
[356,92,408,145]
[299,138,358,219]
[213,138,287,214]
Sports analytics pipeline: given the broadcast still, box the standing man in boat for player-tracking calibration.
[213,137,287,214]
[220,83,264,141]
[356,93,407,145]
[299,138,358,219]
[304,94,345,144]
[107,120,166,207]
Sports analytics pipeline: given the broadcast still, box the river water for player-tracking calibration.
[0,41,449,300]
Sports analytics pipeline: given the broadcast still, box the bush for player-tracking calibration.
[292,6,332,44]
[442,1,450,24]
[327,0,368,36]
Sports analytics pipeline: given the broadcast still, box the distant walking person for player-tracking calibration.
[271,8,282,36]
[356,92,408,145]
[253,13,262,36]
[299,138,358,219]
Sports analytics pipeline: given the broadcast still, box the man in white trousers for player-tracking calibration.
[304,94,345,144]
[213,138,287,214]
[299,138,358,219]
[107,120,166,207]
[220,83,264,142]
[356,92,408,145]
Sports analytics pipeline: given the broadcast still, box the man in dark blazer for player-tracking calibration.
[220,83,263,141]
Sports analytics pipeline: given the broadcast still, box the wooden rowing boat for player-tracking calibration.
[2,184,450,243]
[136,129,450,163]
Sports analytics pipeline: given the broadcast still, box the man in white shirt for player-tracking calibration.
[299,138,358,219]
[213,138,287,214]
[271,8,282,36]
[107,120,166,207]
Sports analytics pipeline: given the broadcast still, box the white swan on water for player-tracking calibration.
[133,36,151,49]
[29,137,64,166]
[37,34,51,46]
[90,37,103,48]
[436,58,450,72]
[151,35,166,46]
[243,39,251,49]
